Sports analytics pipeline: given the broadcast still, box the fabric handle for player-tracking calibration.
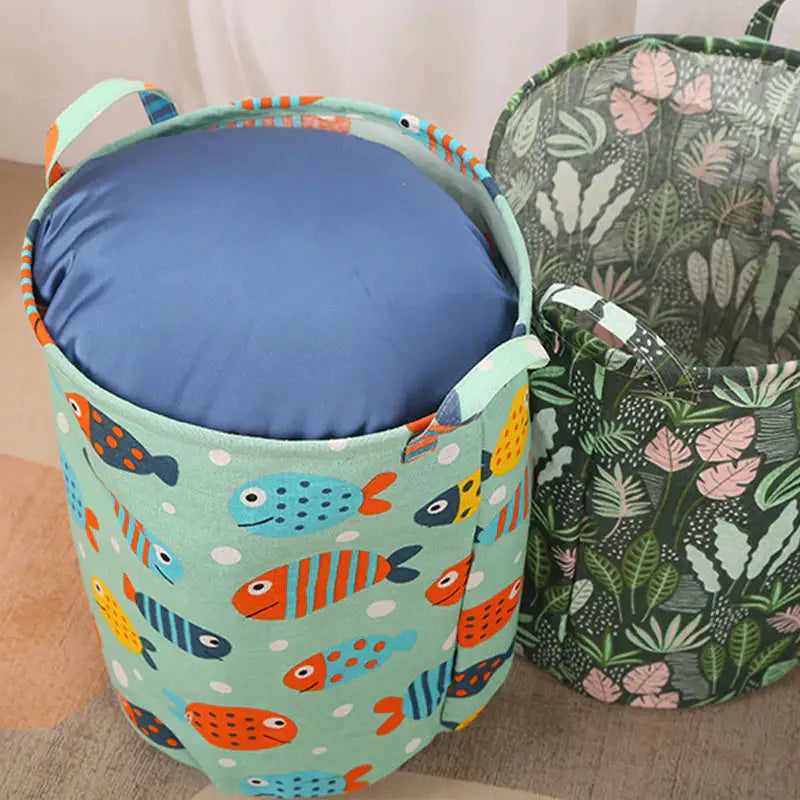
[45,78,179,188]
[402,334,548,463]
[538,284,697,399]
[745,0,788,41]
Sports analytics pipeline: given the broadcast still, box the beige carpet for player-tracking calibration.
[2,159,799,800]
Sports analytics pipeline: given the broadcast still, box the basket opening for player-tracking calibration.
[493,44,800,369]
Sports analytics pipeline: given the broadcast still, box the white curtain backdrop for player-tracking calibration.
[1,0,798,166]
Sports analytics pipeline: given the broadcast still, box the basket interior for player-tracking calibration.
[492,41,800,368]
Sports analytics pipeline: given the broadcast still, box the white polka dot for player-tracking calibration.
[210,681,232,694]
[110,537,120,553]
[218,758,237,768]
[211,546,241,565]
[332,703,353,718]
[133,669,143,681]
[467,571,485,590]
[437,444,460,465]
[336,530,360,543]
[328,439,348,452]
[367,600,396,618]
[56,412,69,433]
[208,449,231,466]
[442,626,457,650]
[405,737,422,754]
[77,542,86,560]
[312,747,328,755]
[161,501,176,514]
[489,485,507,505]
[112,660,128,688]
[477,359,494,371]
[269,639,289,652]
[514,550,523,564]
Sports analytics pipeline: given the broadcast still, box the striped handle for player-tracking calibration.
[538,284,697,398]
[45,78,179,188]
[745,0,788,41]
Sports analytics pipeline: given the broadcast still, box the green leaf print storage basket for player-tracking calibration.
[20,80,550,796]
[488,0,800,708]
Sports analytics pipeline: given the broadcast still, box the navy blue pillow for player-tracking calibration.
[34,126,517,439]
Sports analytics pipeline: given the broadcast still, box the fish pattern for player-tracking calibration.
[59,447,99,552]
[413,463,487,527]
[233,546,421,620]
[457,577,523,649]
[414,388,530,527]
[229,472,396,537]
[110,492,183,584]
[283,631,417,692]
[116,690,184,749]
[91,575,157,669]
[240,766,372,797]
[374,656,455,735]
[34,93,536,794]
[441,705,487,732]
[474,454,531,545]
[447,644,516,698]
[164,691,297,751]
[123,573,232,660]
[66,392,179,485]
[425,553,474,607]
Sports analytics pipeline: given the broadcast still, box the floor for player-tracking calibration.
[2,159,799,800]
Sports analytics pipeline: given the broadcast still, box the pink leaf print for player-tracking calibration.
[696,456,761,499]
[695,417,756,462]
[670,75,712,114]
[553,547,577,580]
[622,662,671,695]
[583,668,622,703]
[644,427,693,472]
[610,87,656,134]
[592,324,625,349]
[763,156,780,217]
[767,605,800,633]
[630,692,680,709]
[631,48,677,99]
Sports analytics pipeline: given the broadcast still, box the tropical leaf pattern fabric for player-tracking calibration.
[491,36,800,707]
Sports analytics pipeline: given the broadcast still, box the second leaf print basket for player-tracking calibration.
[488,0,800,708]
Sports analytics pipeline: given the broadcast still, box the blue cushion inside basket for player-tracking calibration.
[33,125,517,439]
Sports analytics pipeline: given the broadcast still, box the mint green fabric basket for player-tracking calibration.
[20,80,548,796]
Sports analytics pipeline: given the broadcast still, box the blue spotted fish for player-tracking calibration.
[240,765,372,797]
[110,493,183,584]
[59,447,100,552]
[116,690,184,749]
[447,643,516,699]
[390,110,500,197]
[123,573,231,660]
[66,392,178,485]
[229,471,396,537]
[374,655,455,735]
[474,455,531,544]
[283,630,417,692]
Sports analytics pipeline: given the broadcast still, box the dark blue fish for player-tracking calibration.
[123,573,231,660]
[116,690,184,749]
[447,643,516,698]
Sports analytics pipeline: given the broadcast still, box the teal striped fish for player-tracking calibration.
[374,654,455,735]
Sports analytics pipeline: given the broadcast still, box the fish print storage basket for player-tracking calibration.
[488,0,800,708]
[21,80,549,796]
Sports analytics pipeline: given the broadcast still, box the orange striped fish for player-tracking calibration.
[110,493,183,584]
[474,453,532,545]
[232,546,421,620]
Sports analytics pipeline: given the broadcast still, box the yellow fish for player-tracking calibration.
[91,576,157,670]
[488,385,529,476]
